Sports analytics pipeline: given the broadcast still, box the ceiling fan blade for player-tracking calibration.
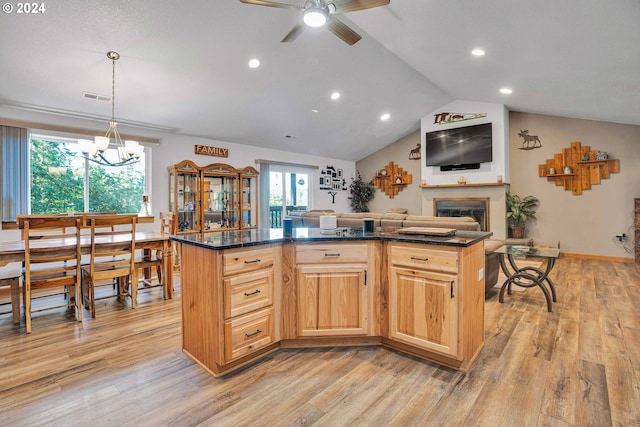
[281,21,305,42]
[239,0,299,9]
[329,0,390,14]
[327,17,362,45]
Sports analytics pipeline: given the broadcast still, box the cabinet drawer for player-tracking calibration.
[296,243,368,264]
[390,245,459,274]
[224,269,273,319]
[224,308,275,362]
[223,247,275,276]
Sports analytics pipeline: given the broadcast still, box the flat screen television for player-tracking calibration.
[425,122,493,171]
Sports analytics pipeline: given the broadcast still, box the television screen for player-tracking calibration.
[425,122,493,168]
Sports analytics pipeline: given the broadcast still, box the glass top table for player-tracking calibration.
[494,245,560,312]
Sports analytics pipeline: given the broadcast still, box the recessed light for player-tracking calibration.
[380,113,390,121]
[330,92,340,100]
[499,87,513,94]
[471,48,485,56]
[311,109,319,113]
[248,58,260,68]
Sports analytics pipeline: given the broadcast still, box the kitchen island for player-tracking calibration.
[172,228,491,376]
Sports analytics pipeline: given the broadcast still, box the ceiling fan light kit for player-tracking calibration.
[303,8,327,27]
[240,0,390,45]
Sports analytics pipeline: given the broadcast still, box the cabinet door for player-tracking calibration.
[389,266,459,358]
[176,171,200,233]
[297,264,368,337]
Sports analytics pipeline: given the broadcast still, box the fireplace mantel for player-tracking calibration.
[420,182,507,189]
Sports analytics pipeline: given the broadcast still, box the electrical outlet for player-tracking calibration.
[477,267,484,281]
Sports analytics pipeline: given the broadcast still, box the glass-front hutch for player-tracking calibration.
[201,163,239,231]
[168,160,259,233]
[168,160,200,234]
[240,166,259,230]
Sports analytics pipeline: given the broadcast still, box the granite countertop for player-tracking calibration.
[170,228,492,251]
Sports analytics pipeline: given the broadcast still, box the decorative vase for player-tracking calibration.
[319,215,337,234]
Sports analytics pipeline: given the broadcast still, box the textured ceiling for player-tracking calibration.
[0,0,638,161]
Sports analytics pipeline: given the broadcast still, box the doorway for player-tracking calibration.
[268,166,311,227]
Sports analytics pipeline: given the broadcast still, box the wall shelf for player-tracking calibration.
[538,141,619,195]
[373,161,412,199]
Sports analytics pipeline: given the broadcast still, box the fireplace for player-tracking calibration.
[434,198,489,231]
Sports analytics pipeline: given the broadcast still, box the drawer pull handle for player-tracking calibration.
[410,256,429,262]
[324,253,341,257]
[245,329,262,338]
[244,259,261,264]
[244,289,261,296]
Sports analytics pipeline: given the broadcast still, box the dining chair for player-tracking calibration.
[81,214,137,318]
[20,215,83,333]
[134,211,173,299]
[0,262,22,324]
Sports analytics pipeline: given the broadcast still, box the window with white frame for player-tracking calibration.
[2,128,149,221]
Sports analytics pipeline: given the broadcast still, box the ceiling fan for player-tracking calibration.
[239,0,390,45]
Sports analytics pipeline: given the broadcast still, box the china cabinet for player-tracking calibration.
[168,161,259,233]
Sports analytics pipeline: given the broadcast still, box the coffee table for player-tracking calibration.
[495,245,560,312]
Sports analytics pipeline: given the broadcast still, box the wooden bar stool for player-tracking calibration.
[0,262,22,324]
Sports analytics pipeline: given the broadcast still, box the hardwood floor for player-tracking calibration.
[1,258,639,426]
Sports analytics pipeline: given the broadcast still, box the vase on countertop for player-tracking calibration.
[319,215,337,234]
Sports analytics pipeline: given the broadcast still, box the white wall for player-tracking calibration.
[509,112,639,259]
[420,100,510,238]
[421,100,509,185]
[0,107,355,242]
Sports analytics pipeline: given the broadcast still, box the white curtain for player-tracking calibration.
[1,126,29,221]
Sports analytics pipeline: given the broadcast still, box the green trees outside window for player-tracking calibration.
[30,138,145,214]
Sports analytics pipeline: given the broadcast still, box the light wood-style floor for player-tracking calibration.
[1,258,639,427]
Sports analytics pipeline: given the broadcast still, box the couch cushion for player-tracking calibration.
[387,208,408,214]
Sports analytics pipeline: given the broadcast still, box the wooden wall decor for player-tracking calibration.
[373,161,412,199]
[538,141,620,195]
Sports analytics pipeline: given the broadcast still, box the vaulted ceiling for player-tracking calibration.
[1,0,638,161]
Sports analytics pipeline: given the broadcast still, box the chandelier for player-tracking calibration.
[78,51,144,167]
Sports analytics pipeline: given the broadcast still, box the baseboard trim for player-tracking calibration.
[560,252,634,263]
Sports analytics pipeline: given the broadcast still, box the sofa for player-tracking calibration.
[287,209,503,294]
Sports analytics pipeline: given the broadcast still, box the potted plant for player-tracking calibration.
[349,171,376,212]
[506,192,539,238]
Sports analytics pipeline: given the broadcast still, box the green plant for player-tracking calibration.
[349,171,375,212]
[506,192,539,227]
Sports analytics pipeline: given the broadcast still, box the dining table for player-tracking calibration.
[0,231,174,300]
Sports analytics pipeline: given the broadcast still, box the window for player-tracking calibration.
[30,135,147,214]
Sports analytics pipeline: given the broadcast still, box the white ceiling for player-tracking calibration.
[1,0,638,161]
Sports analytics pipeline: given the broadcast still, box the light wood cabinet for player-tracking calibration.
[180,236,485,376]
[389,255,459,357]
[168,161,259,233]
[387,242,485,367]
[295,243,370,337]
[181,243,281,376]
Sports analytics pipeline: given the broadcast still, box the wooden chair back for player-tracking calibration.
[82,214,137,317]
[159,211,174,235]
[22,215,83,333]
